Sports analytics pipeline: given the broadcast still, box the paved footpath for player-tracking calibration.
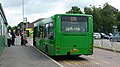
[0,37,61,67]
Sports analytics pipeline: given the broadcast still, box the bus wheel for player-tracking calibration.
[45,45,48,54]
[33,41,36,47]
[70,55,80,58]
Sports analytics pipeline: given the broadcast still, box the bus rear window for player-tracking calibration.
[61,16,88,32]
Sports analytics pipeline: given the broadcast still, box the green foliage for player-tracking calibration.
[12,26,17,31]
[17,22,29,28]
[66,6,83,14]
[83,3,119,33]
[117,12,120,31]
[117,12,120,21]
[7,26,12,32]
[100,3,117,33]
[84,7,93,14]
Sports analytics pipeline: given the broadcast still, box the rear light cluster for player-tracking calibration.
[90,44,93,54]
[56,48,60,50]
[90,44,92,46]
[56,44,60,46]
[56,44,60,54]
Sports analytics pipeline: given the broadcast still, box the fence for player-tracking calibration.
[94,38,120,52]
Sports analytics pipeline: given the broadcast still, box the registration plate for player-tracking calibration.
[70,49,79,52]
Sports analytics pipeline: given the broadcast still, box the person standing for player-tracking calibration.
[7,30,12,47]
[20,32,24,46]
[11,30,16,45]
[21,31,27,46]
[23,31,28,45]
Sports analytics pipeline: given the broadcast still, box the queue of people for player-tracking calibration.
[7,30,28,47]
[21,31,28,46]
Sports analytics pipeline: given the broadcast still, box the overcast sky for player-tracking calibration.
[0,0,120,26]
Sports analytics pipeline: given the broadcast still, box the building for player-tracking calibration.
[0,3,8,55]
[26,18,44,37]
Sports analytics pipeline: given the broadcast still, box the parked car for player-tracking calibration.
[109,33,113,36]
[100,33,110,39]
[110,32,120,42]
[94,33,101,39]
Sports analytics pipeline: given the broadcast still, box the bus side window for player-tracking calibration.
[39,26,42,38]
[48,22,54,40]
[41,25,44,38]
[49,32,53,40]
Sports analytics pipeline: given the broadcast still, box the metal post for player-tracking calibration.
[22,0,24,31]
[111,41,115,51]
[101,38,103,47]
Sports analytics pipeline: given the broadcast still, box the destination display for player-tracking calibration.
[62,16,88,32]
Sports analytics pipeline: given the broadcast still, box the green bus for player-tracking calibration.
[33,14,93,56]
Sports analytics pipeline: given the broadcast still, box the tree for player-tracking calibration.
[66,6,83,14]
[17,22,29,29]
[12,26,17,31]
[84,6,102,32]
[7,25,12,32]
[100,3,117,33]
[84,7,93,14]
[116,12,120,31]
[93,7,102,32]
[117,12,120,21]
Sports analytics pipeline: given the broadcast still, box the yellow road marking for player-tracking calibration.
[81,61,88,64]
[71,60,79,65]
[64,61,72,65]
[74,61,82,65]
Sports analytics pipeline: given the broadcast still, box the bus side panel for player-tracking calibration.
[47,40,55,55]
[88,16,93,54]
[54,15,61,55]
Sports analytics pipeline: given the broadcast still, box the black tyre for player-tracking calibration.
[45,45,48,53]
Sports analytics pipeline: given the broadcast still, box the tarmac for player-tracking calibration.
[0,37,61,67]
[1,37,119,67]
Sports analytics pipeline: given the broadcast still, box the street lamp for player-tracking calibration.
[22,0,25,31]
[22,0,24,23]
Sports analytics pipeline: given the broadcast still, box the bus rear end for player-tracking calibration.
[55,14,93,56]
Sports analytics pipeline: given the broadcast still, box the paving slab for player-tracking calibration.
[0,46,61,67]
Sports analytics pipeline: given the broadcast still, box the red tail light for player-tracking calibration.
[56,48,60,50]
[56,44,60,46]
[90,44,93,46]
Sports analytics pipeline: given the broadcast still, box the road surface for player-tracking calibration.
[54,48,120,67]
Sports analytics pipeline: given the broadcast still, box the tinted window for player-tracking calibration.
[61,16,88,32]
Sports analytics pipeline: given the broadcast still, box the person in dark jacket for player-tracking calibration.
[21,33,24,46]
[11,30,16,45]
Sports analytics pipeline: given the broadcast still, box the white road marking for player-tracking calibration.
[91,61,100,65]
[33,46,64,67]
[101,60,110,64]
[86,55,95,59]
[95,62,100,65]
